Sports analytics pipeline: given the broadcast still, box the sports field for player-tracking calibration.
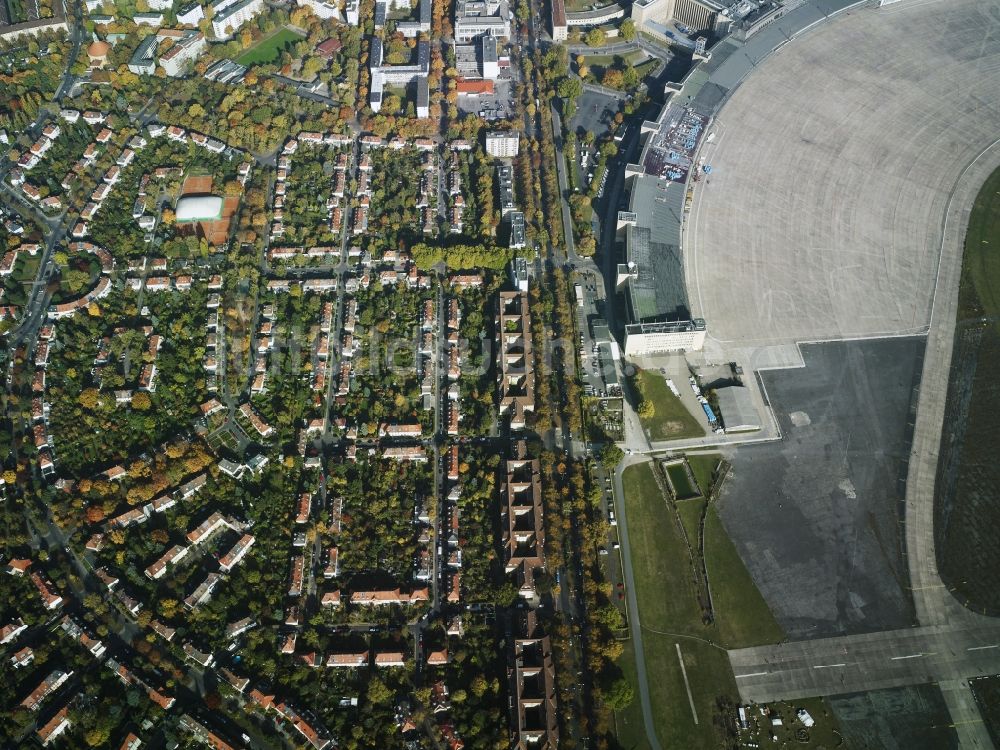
[180,175,236,245]
[236,28,305,66]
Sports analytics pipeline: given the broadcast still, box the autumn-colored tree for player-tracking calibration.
[131,391,152,410]
[78,388,100,409]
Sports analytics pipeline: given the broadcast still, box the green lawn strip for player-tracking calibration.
[634,369,704,441]
[704,506,783,648]
[687,454,719,496]
[634,59,660,78]
[972,675,1000,747]
[959,166,1000,321]
[940,164,1000,611]
[236,28,305,66]
[676,498,703,550]
[620,461,794,749]
[622,463,703,634]
[580,53,617,66]
[612,639,653,750]
[622,463,730,747]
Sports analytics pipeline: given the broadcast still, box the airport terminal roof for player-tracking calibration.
[686,0,1000,350]
[176,195,223,222]
[669,0,865,118]
[625,174,689,323]
[618,0,874,337]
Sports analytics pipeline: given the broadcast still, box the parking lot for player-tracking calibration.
[574,270,618,398]
[456,76,515,120]
[570,89,625,138]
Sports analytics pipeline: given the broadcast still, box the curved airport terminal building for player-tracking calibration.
[616,0,1000,360]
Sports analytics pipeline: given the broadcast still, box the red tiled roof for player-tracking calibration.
[316,37,342,56]
[455,78,494,95]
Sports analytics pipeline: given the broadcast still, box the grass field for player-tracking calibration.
[937,165,1000,614]
[739,696,845,747]
[1,251,40,307]
[633,369,704,441]
[688,454,720,496]
[580,50,648,67]
[676,498,703,549]
[634,59,660,80]
[705,506,784,648]
[236,28,305,66]
[957,166,1000,320]
[972,675,1000,748]
[612,639,652,750]
[617,462,788,749]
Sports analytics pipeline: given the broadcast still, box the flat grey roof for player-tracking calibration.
[715,385,759,431]
[482,34,498,61]
[416,76,429,107]
[566,2,622,21]
[130,35,159,64]
[508,210,525,247]
[625,171,692,323]
[497,163,514,210]
[625,172,689,324]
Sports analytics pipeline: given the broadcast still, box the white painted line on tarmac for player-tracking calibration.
[890,653,924,660]
[812,663,846,669]
[735,671,768,679]
[967,645,999,651]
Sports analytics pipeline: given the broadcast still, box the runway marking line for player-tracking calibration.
[890,653,924,660]
[812,663,846,669]
[736,671,768,679]
[967,645,998,651]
